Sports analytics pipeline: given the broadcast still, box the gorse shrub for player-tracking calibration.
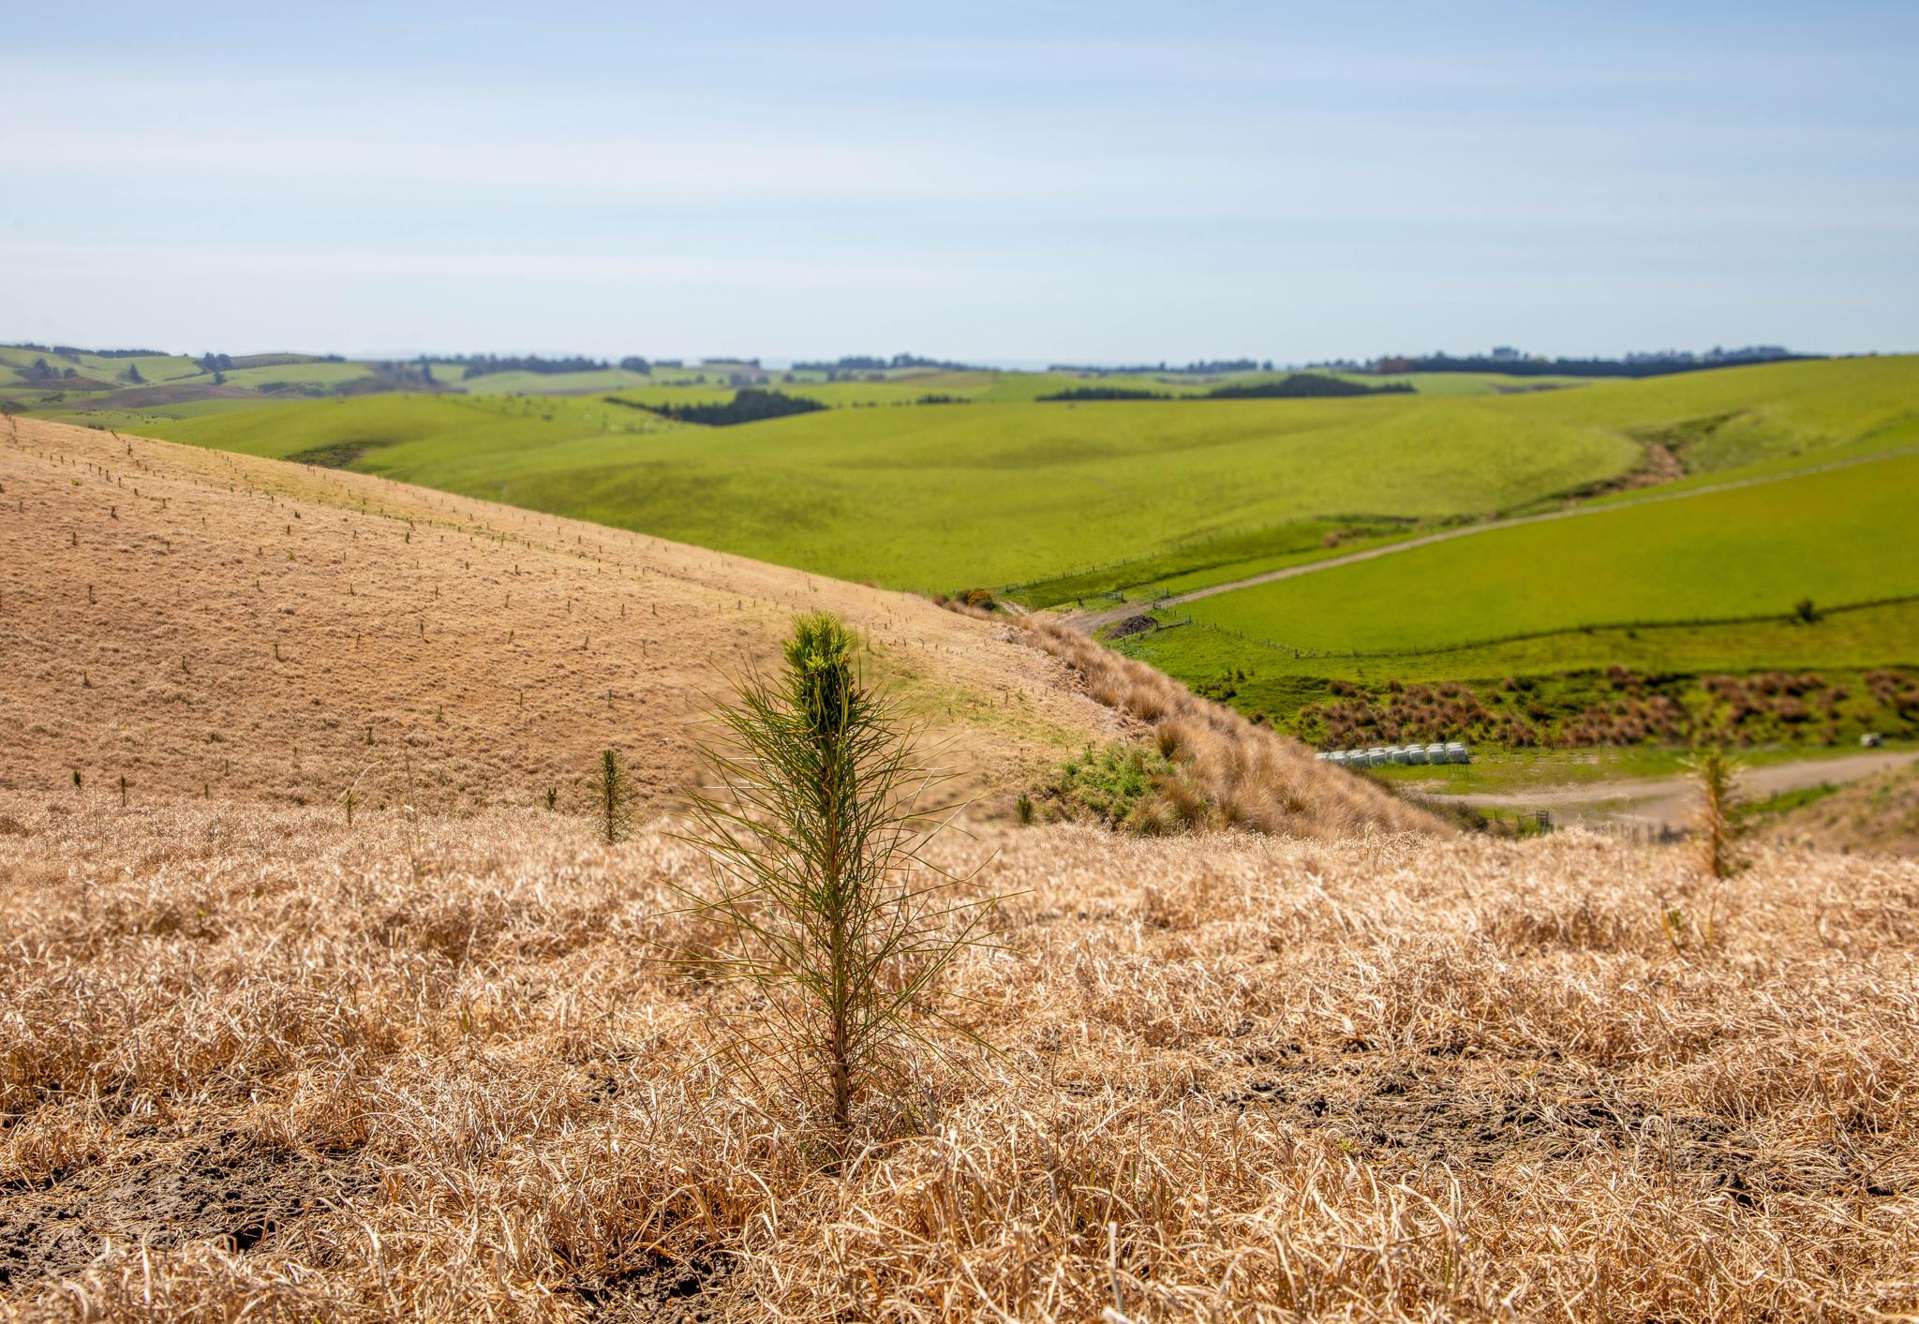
[678,612,989,1138]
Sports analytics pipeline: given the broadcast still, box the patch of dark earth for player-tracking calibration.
[564,1247,733,1323]
[1221,1051,1898,1205]
[287,439,388,468]
[0,1128,371,1290]
[1106,614,1158,641]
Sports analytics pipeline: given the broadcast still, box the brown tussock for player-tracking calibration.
[1006,614,1441,837]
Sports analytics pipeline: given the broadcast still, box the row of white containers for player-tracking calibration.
[1319,742,1470,767]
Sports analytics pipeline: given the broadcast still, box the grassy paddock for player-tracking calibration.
[31,357,1917,602]
[1177,452,1919,655]
[117,391,1648,590]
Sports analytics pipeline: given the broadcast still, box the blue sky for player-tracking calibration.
[3,1,1914,363]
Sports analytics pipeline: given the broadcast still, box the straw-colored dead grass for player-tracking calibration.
[2,794,1913,1320]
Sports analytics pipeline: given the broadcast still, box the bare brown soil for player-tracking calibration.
[0,1129,372,1288]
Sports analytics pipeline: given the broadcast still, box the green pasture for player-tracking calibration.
[1123,597,1919,690]
[1174,451,1919,655]
[212,361,378,390]
[118,389,1646,590]
[455,367,658,395]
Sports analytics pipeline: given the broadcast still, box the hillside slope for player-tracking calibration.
[0,415,1117,814]
[0,415,1424,838]
[1764,760,1919,856]
[71,355,1918,599]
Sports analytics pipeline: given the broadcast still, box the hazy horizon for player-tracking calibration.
[5,1,1914,363]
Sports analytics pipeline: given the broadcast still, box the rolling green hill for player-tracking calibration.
[93,389,1647,590]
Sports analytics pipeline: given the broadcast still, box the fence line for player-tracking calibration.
[1116,593,1919,663]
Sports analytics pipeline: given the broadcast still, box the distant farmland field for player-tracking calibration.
[1176,451,1919,656]
[28,352,1919,752]
[122,390,1645,590]
[1112,449,1919,749]
[73,356,1916,601]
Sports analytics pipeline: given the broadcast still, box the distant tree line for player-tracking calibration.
[1047,358,1275,375]
[1207,374,1412,399]
[630,388,827,427]
[1037,386,1172,402]
[792,353,984,373]
[453,354,612,379]
[1362,346,1813,378]
[370,359,442,388]
[3,342,163,360]
[1038,373,1411,403]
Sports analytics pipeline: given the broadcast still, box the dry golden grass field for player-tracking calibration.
[2,416,1916,1321]
[0,416,1123,815]
[2,805,1915,1321]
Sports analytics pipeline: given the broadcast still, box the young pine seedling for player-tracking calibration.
[676,612,992,1141]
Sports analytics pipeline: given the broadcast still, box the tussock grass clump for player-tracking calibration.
[678,613,991,1137]
[1018,617,1438,837]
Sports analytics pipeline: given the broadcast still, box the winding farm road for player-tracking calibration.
[1061,444,1919,634]
[1427,749,1918,830]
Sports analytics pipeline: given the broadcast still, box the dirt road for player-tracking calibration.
[1426,750,1918,829]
